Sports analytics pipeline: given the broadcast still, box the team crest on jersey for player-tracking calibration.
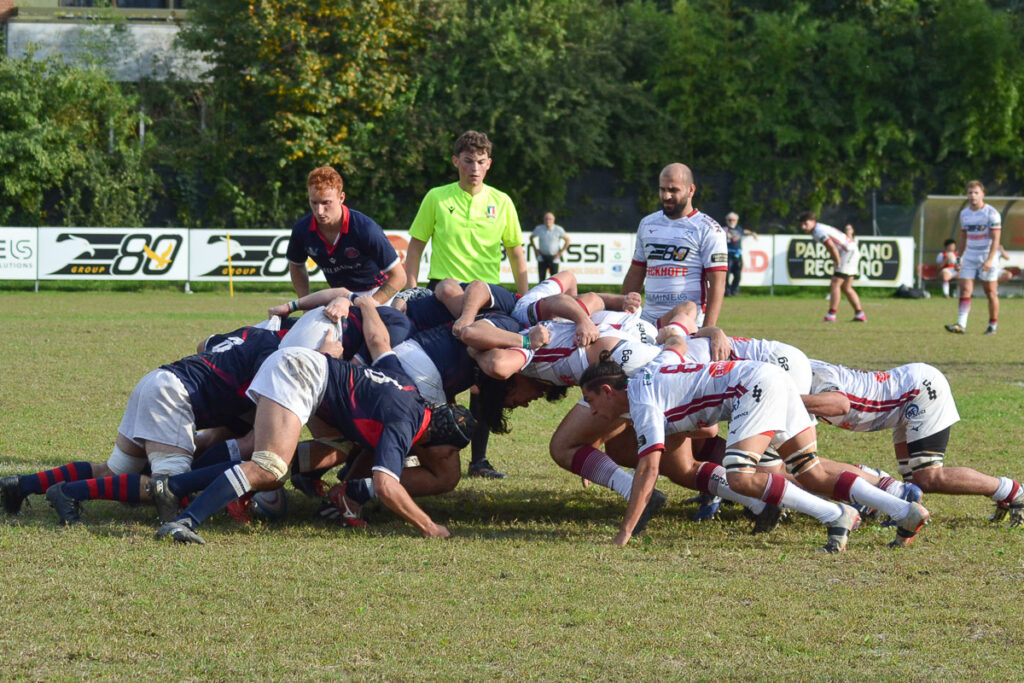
[874,371,891,383]
[637,434,647,447]
[707,361,735,377]
[486,205,497,219]
[345,247,360,259]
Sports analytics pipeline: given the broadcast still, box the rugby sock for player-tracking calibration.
[21,462,93,495]
[941,281,950,296]
[694,462,765,513]
[992,477,1021,504]
[62,474,142,503]
[167,461,235,498]
[192,439,242,469]
[571,446,633,500]
[957,297,971,328]
[873,474,912,500]
[345,478,376,504]
[761,473,842,524]
[833,471,911,521]
[178,464,251,527]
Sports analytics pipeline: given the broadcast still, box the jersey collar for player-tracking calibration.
[310,205,351,254]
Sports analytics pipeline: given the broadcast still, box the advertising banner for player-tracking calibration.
[736,236,773,288]
[774,235,914,287]
[0,228,37,280]
[37,227,190,280]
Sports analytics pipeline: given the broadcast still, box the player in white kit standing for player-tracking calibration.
[798,211,866,322]
[621,163,728,329]
[945,180,1002,335]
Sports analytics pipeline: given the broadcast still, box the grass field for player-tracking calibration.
[1,289,1023,679]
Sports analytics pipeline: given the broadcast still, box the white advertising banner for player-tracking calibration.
[773,235,915,287]
[735,235,773,288]
[37,227,190,280]
[0,228,37,280]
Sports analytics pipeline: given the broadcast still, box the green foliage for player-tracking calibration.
[0,52,157,226]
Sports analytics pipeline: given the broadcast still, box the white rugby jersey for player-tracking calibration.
[514,321,659,386]
[811,222,854,254]
[590,309,658,346]
[683,335,779,364]
[809,360,937,432]
[628,351,776,457]
[959,204,1001,256]
[631,209,727,324]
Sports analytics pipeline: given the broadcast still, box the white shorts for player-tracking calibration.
[893,366,960,444]
[726,367,815,449]
[835,246,860,277]
[770,343,812,394]
[280,306,345,350]
[958,253,999,282]
[512,278,563,327]
[247,347,329,425]
[117,369,197,452]
[393,339,446,405]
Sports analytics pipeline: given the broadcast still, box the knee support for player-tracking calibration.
[784,442,820,477]
[907,451,944,474]
[148,451,193,476]
[107,446,147,475]
[723,449,760,474]
[251,450,289,481]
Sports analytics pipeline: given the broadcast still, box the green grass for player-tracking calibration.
[1,290,1022,679]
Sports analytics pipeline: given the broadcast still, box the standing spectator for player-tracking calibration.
[403,130,529,479]
[286,166,406,304]
[945,180,1002,335]
[724,211,757,297]
[798,211,865,322]
[622,163,728,328]
[530,212,570,283]
[937,238,960,298]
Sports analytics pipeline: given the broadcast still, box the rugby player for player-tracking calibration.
[804,360,1024,524]
[945,180,1001,334]
[798,211,866,322]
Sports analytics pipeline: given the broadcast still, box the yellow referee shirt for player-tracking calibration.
[409,182,523,284]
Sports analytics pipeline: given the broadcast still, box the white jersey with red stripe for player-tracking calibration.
[628,351,813,457]
[936,249,958,270]
[960,204,1001,257]
[683,335,812,392]
[631,209,727,325]
[811,222,854,254]
[808,360,960,442]
[515,320,659,386]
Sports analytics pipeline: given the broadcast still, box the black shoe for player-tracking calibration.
[45,482,82,526]
[146,474,181,524]
[1,474,26,515]
[468,460,507,479]
[634,489,668,534]
[155,519,206,545]
[751,504,784,534]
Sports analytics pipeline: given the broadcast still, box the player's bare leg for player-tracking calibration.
[982,279,999,333]
[841,276,864,317]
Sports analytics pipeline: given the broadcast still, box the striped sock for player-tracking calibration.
[21,462,94,495]
[179,464,252,527]
[192,439,241,469]
[62,474,142,503]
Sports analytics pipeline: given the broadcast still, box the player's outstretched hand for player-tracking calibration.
[424,523,451,539]
[528,324,550,349]
[612,530,632,547]
[318,328,344,359]
[623,291,643,313]
[268,303,291,319]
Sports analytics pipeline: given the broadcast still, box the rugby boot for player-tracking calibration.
[889,502,931,548]
[1,474,26,515]
[155,519,206,545]
[820,504,860,554]
[146,474,181,524]
[634,489,668,534]
[45,483,82,526]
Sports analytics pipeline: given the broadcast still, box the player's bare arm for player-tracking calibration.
[614,449,662,547]
[621,262,646,298]
[404,237,428,288]
[372,470,450,538]
[372,264,407,304]
[801,391,851,417]
[289,262,312,298]
[269,286,354,319]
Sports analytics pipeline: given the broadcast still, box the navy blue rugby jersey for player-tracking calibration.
[314,354,430,476]
[286,206,400,292]
[412,312,520,399]
[342,305,415,361]
[164,326,284,431]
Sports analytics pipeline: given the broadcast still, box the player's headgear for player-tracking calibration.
[426,403,476,449]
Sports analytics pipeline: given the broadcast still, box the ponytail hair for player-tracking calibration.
[579,350,628,393]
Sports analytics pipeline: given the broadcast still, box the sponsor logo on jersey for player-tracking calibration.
[711,253,728,263]
[647,265,687,278]
[637,434,647,447]
[874,371,891,383]
[904,403,921,419]
[707,361,735,377]
[646,243,690,262]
